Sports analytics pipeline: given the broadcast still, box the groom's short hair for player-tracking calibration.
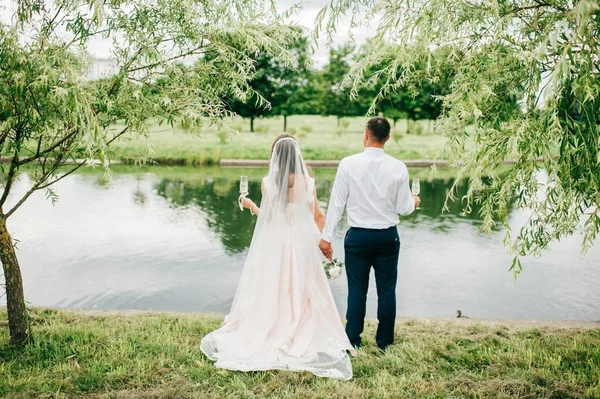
[366,117,391,142]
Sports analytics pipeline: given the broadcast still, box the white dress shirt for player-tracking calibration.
[321,147,415,242]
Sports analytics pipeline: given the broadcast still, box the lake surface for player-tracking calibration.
[4,166,600,321]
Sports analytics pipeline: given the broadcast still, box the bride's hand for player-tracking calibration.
[241,198,255,210]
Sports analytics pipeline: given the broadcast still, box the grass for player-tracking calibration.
[107,115,446,166]
[1,309,599,398]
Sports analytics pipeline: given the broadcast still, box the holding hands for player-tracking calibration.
[319,239,333,261]
[318,195,420,262]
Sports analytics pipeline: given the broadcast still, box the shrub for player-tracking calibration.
[216,129,228,144]
[391,128,405,144]
[229,121,244,132]
[340,118,351,130]
[414,123,424,136]
[179,117,192,131]
[299,124,312,133]
[255,124,270,134]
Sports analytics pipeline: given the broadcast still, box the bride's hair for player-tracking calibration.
[270,134,313,182]
[270,134,296,156]
[271,134,301,189]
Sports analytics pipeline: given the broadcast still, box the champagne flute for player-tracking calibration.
[239,176,248,211]
[240,176,248,195]
[411,177,420,209]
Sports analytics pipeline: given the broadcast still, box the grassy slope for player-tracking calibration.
[1,309,599,398]
[108,116,446,166]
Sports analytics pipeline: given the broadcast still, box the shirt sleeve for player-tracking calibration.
[321,160,349,242]
[396,163,415,216]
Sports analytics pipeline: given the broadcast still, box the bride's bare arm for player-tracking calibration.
[241,181,265,216]
[241,197,259,215]
[313,187,326,232]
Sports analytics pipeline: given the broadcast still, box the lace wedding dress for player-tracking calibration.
[201,138,355,380]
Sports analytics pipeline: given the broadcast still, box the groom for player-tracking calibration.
[319,117,420,351]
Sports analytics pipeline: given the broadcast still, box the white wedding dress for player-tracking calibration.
[201,138,355,380]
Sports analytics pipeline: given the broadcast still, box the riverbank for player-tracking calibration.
[1,308,599,398]
[99,116,447,166]
[2,116,454,167]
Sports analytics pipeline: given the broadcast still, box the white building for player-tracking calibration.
[87,55,119,80]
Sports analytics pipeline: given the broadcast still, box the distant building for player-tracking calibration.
[87,55,118,80]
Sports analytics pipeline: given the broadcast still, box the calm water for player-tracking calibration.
[4,167,600,320]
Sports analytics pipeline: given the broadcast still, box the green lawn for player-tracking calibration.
[1,309,599,398]
[108,116,446,166]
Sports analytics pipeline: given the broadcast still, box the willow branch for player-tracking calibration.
[18,128,78,165]
[37,161,86,190]
[4,158,65,219]
[106,126,129,146]
[0,123,22,208]
[0,130,9,147]
[0,155,19,208]
[127,46,206,74]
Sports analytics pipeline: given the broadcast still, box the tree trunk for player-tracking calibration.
[283,115,287,132]
[250,117,255,133]
[393,118,398,127]
[406,119,411,135]
[0,214,30,345]
[337,116,341,127]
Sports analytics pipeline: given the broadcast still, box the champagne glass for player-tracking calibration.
[239,176,248,211]
[240,176,248,195]
[411,177,420,209]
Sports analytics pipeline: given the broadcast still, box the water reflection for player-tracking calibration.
[3,166,599,320]
[154,171,493,254]
[155,177,261,254]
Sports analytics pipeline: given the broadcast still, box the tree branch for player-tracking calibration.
[0,130,9,147]
[512,2,566,13]
[28,87,43,119]
[106,126,129,146]
[4,158,74,219]
[66,26,111,48]
[0,154,19,209]
[532,0,567,12]
[26,135,43,159]
[106,47,146,98]
[44,5,63,35]
[37,161,86,190]
[18,128,78,165]
[0,121,23,208]
[5,124,127,218]
[127,46,206,74]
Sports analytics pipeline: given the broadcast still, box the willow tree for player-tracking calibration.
[317,1,600,274]
[0,0,300,345]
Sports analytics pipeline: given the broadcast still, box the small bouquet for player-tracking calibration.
[323,258,344,280]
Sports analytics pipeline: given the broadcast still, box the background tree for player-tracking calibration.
[354,43,455,131]
[270,36,314,132]
[0,0,299,345]
[318,0,600,274]
[225,34,311,132]
[277,69,327,121]
[319,45,368,125]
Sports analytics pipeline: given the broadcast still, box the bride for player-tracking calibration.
[201,134,355,380]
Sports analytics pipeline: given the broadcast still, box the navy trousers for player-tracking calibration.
[344,226,400,350]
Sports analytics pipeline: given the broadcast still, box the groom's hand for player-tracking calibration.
[412,195,421,208]
[319,239,333,261]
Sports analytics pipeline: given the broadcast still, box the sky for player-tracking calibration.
[0,0,373,68]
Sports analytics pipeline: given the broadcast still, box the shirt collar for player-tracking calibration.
[364,147,385,154]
